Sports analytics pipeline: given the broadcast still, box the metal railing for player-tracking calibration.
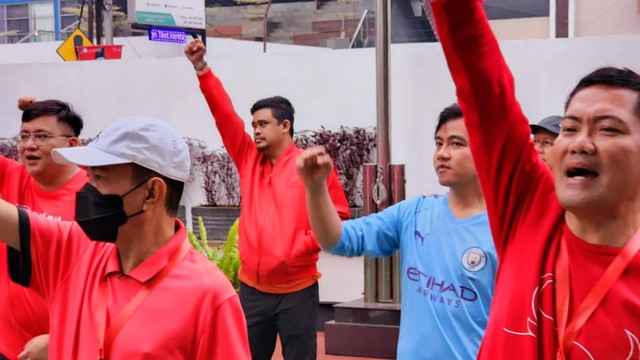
[349,9,374,49]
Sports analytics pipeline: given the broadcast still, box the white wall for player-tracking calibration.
[1,34,640,302]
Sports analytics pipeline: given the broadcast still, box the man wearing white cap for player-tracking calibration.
[0,116,250,359]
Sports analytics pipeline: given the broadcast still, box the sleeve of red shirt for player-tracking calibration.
[195,294,251,359]
[197,69,255,172]
[0,155,30,193]
[326,168,350,220]
[430,0,555,254]
[26,212,89,301]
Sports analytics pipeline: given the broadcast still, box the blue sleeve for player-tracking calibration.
[327,199,417,258]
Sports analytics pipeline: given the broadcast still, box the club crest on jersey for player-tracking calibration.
[462,247,487,272]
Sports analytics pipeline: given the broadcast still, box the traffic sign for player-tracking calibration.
[57,29,93,61]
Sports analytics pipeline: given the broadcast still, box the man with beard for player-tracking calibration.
[185,39,350,360]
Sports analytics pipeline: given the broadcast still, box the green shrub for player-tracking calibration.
[188,216,241,292]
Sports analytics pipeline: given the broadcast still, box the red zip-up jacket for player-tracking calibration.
[197,69,350,287]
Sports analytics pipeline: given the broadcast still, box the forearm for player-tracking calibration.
[197,69,252,162]
[306,183,343,249]
[0,199,20,250]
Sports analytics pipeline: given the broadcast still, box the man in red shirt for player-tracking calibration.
[430,0,640,358]
[185,39,350,359]
[0,99,86,360]
[0,116,250,359]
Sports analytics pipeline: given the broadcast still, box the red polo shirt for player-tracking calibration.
[0,155,87,359]
[198,70,351,291]
[21,213,250,359]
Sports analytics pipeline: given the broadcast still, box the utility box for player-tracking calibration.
[76,45,123,60]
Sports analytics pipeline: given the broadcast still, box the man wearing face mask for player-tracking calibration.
[0,116,250,359]
[1,98,86,360]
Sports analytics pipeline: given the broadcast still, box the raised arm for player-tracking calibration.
[185,39,254,167]
[0,198,20,250]
[430,0,556,252]
[296,146,343,248]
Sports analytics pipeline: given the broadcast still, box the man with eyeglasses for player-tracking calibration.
[0,99,86,360]
[531,115,562,164]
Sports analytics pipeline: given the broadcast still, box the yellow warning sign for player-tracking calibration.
[56,29,93,61]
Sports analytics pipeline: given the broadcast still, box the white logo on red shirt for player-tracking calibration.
[502,274,639,359]
[16,204,62,221]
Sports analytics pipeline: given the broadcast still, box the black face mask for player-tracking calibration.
[74,179,149,243]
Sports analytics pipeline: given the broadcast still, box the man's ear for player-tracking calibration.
[144,178,167,210]
[68,137,79,147]
[281,119,291,134]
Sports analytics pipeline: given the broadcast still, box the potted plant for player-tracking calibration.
[187,138,241,241]
[295,126,376,218]
[186,125,375,240]
[188,216,241,291]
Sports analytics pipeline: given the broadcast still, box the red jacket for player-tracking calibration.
[432,0,640,358]
[198,69,350,286]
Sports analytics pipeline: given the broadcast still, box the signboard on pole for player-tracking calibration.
[148,27,188,43]
[56,28,93,61]
[128,0,205,29]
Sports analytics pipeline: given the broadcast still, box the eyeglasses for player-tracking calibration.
[16,132,74,147]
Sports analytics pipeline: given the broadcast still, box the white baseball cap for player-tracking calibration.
[52,116,190,182]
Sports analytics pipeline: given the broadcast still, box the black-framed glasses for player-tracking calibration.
[16,132,75,147]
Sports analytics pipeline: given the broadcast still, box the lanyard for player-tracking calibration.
[555,228,640,359]
[95,239,190,360]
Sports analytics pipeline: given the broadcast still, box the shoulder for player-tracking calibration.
[403,194,445,212]
[180,250,238,299]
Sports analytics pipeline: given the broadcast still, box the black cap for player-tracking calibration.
[530,115,562,135]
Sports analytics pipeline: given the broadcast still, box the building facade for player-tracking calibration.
[0,0,81,44]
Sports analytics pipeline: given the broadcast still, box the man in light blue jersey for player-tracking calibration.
[296,103,497,359]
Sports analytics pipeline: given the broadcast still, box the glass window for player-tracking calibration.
[6,4,28,19]
[60,0,81,7]
[61,15,77,30]
[8,34,22,43]
[0,6,5,33]
[7,19,29,34]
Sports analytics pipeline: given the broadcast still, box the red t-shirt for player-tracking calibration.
[431,0,640,358]
[197,70,351,288]
[0,156,87,359]
[22,214,250,359]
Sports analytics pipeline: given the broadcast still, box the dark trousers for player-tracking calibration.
[239,282,318,360]
[0,353,8,360]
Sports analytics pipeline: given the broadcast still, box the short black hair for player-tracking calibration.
[131,164,184,217]
[566,67,640,118]
[21,100,84,136]
[250,96,295,137]
[435,103,463,136]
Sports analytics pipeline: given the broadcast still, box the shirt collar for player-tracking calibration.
[105,220,187,282]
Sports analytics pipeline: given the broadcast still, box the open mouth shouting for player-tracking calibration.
[565,163,598,184]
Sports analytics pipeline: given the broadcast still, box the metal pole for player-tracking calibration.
[88,0,94,43]
[375,0,391,178]
[374,0,392,303]
[95,0,103,44]
[103,0,113,44]
[390,164,405,304]
[263,0,272,53]
[549,0,557,38]
[54,0,60,40]
[363,164,378,303]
